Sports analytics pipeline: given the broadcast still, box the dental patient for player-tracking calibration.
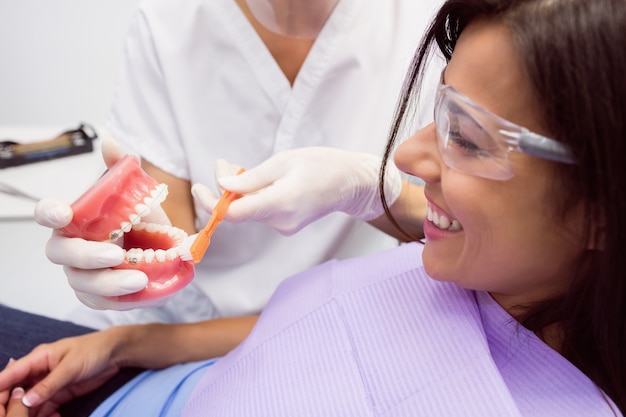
[0,0,624,415]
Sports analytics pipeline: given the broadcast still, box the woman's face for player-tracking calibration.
[394,20,586,311]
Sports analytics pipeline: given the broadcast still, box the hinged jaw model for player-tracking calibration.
[62,155,195,302]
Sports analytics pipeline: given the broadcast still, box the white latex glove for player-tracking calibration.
[191,147,402,235]
[34,138,170,311]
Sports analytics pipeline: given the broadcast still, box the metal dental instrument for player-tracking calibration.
[0,182,40,202]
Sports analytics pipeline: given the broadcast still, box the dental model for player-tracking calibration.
[61,154,195,302]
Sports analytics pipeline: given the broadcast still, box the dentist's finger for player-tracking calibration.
[66,267,148,297]
[191,184,219,213]
[215,159,243,182]
[33,199,73,230]
[45,233,124,269]
[100,137,127,169]
[217,162,277,194]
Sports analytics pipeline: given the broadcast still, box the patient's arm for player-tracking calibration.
[141,158,197,235]
[117,315,259,368]
[0,315,257,411]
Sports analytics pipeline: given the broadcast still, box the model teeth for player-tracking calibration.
[135,204,151,217]
[121,222,133,233]
[107,183,186,261]
[427,203,462,231]
[122,223,187,263]
[155,250,167,262]
[126,248,143,264]
[150,185,168,201]
[108,184,169,241]
[123,246,183,264]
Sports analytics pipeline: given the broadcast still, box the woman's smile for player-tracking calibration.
[425,200,463,233]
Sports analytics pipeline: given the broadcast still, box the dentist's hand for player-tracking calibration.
[34,139,166,311]
[192,147,402,235]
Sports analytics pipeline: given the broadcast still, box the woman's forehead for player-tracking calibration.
[444,20,541,133]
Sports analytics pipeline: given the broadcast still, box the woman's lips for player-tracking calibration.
[61,155,195,302]
[426,202,462,231]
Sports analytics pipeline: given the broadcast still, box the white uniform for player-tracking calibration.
[70,0,440,328]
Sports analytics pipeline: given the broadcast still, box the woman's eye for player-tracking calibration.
[447,129,492,159]
[447,114,492,158]
[448,130,481,153]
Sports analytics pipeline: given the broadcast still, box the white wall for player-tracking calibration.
[0,0,140,125]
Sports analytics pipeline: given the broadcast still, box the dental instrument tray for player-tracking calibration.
[0,123,98,169]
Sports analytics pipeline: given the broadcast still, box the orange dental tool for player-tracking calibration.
[189,167,245,263]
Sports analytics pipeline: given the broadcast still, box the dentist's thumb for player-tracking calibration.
[33,198,73,229]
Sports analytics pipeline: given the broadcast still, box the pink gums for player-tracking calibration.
[61,155,195,302]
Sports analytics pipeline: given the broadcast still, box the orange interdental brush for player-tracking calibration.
[188,168,245,263]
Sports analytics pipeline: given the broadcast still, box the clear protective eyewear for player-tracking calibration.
[246,0,340,39]
[434,71,576,180]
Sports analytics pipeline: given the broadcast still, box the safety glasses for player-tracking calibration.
[434,71,576,180]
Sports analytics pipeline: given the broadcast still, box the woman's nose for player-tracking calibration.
[393,123,442,183]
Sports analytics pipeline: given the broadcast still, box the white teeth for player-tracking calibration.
[120,223,189,263]
[438,215,451,229]
[143,249,155,263]
[109,183,187,263]
[108,184,171,241]
[126,248,143,264]
[145,223,160,233]
[427,203,463,231]
[132,223,146,231]
[135,204,151,217]
[150,184,168,203]
[124,247,179,263]
[155,249,167,262]
[166,248,179,260]
[167,227,186,245]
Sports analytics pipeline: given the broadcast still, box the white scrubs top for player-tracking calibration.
[73,0,440,327]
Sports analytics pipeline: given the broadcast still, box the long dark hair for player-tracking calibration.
[380,0,626,411]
